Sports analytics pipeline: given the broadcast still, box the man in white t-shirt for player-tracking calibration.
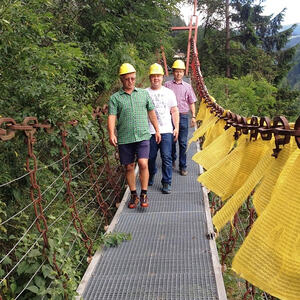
[146,63,179,194]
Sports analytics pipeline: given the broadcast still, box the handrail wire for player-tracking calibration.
[0,144,102,226]
[14,259,47,300]
[0,142,80,188]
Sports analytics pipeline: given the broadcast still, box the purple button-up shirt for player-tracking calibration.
[164,80,197,113]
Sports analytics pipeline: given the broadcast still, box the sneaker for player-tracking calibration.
[148,175,154,186]
[180,169,188,176]
[162,183,171,194]
[140,194,149,208]
[128,194,139,209]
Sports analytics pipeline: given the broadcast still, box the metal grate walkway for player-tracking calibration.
[77,128,227,299]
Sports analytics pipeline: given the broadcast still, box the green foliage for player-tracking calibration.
[0,0,91,123]
[287,45,300,90]
[100,232,132,248]
[1,230,79,299]
[273,87,300,122]
[205,74,277,117]
[0,0,182,123]
[0,1,182,298]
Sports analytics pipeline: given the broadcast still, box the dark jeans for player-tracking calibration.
[149,133,173,185]
[172,114,189,170]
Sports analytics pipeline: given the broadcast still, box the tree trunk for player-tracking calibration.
[225,0,231,78]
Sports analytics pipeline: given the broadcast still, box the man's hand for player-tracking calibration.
[108,115,117,146]
[173,128,179,142]
[109,134,118,147]
[190,117,196,128]
[155,132,161,144]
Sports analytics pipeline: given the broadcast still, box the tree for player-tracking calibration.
[231,0,296,83]
[189,0,296,83]
[287,46,300,90]
[205,74,277,117]
[0,0,186,298]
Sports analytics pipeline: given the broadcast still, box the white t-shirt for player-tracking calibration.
[146,86,177,134]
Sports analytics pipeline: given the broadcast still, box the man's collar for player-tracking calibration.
[172,79,183,85]
[120,87,138,94]
[150,85,163,91]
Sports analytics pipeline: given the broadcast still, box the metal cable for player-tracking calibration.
[0,146,103,226]
[0,220,36,264]
[0,143,80,188]
[0,233,43,286]
[14,259,47,300]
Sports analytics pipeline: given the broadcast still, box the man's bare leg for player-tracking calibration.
[138,158,149,190]
[125,162,136,191]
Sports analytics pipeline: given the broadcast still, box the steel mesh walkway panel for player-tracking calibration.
[80,129,224,299]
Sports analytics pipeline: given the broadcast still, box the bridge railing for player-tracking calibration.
[189,37,300,300]
[0,108,125,299]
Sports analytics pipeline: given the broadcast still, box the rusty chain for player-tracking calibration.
[93,106,124,205]
[220,212,239,268]
[84,141,110,224]
[242,195,257,299]
[5,117,68,290]
[189,38,300,153]
[60,128,93,258]
[25,127,49,251]
[243,281,256,300]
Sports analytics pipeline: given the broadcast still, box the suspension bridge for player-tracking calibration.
[1,1,300,299]
[76,126,226,300]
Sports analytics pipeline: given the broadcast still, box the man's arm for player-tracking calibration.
[107,114,118,146]
[189,103,196,127]
[171,106,179,141]
[148,110,161,144]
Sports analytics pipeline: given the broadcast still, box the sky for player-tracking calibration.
[262,0,300,25]
[180,0,300,26]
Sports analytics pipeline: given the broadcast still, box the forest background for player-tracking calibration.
[0,0,299,299]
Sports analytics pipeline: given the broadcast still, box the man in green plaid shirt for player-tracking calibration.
[108,63,161,209]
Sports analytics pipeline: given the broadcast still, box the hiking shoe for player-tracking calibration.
[140,194,149,208]
[180,169,188,176]
[128,194,139,209]
[162,183,171,194]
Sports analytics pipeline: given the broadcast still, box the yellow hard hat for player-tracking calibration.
[119,63,136,75]
[172,59,185,70]
[149,63,164,75]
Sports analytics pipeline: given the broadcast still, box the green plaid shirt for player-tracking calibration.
[108,87,155,145]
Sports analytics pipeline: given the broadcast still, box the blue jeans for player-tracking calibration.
[149,133,173,185]
[172,114,189,170]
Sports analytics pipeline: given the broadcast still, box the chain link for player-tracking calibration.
[60,129,93,258]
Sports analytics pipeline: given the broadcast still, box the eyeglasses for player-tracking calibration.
[123,77,136,82]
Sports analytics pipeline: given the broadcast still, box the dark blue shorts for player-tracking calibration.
[118,140,150,165]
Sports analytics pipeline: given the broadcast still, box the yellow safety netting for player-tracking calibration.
[190,88,300,300]
[253,140,298,215]
[202,119,227,149]
[188,114,219,145]
[232,148,300,300]
[196,98,207,121]
[197,136,273,200]
[212,145,274,231]
[192,126,235,171]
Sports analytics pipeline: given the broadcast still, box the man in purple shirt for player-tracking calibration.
[164,59,197,176]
